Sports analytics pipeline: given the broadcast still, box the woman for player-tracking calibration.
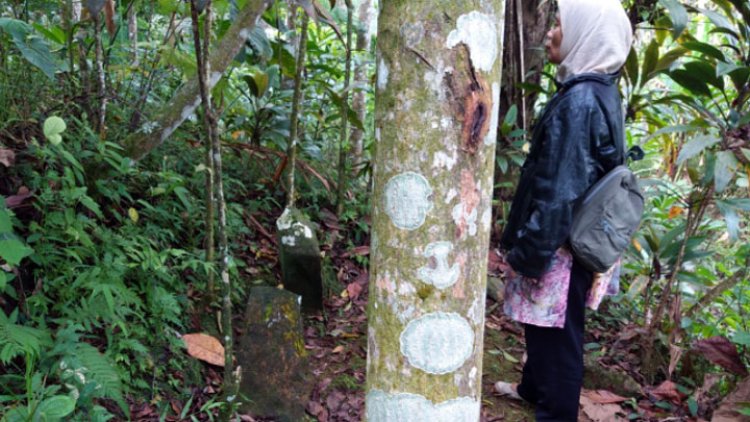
[493,0,633,420]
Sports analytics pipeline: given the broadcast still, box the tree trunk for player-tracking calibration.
[286,12,309,208]
[350,0,373,170]
[122,0,272,161]
[366,2,506,420]
[335,0,353,217]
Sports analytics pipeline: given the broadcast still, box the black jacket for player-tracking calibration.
[500,73,626,278]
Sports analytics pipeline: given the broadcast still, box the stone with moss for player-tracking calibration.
[276,207,323,311]
[237,286,309,421]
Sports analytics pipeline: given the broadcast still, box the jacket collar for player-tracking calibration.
[555,72,621,92]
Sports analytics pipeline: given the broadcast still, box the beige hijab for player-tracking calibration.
[557,0,633,82]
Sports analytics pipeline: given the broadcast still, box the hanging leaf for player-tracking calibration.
[624,47,639,87]
[659,0,689,40]
[692,336,749,376]
[0,18,68,80]
[681,41,726,62]
[183,333,225,366]
[714,150,739,192]
[640,40,659,88]
[684,61,723,91]
[669,69,712,97]
[676,134,720,164]
[716,200,741,240]
[244,69,270,97]
[245,27,273,60]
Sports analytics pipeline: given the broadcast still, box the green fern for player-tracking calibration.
[0,310,51,364]
[60,343,127,415]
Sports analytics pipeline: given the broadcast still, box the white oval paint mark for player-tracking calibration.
[383,172,433,231]
[417,242,460,289]
[400,312,474,374]
[366,389,480,422]
[446,11,498,72]
[452,202,478,237]
[377,58,389,91]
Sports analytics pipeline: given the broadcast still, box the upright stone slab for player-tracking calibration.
[276,207,323,311]
[237,286,309,421]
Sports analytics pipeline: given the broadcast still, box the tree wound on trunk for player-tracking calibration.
[366,389,480,422]
[399,312,474,374]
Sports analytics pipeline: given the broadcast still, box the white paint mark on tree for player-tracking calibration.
[445,188,458,204]
[446,11,498,72]
[384,172,433,230]
[452,203,478,237]
[484,82,501,145]
[400,312,474,374]
[366,389,480,422]
[433,150,457,170]
[377,58,389,91]
[281,236,296,246]
[417,242,460,289]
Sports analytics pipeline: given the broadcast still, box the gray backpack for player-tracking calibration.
[569,165,644,273]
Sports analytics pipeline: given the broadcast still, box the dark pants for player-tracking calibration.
[517,260,593,421]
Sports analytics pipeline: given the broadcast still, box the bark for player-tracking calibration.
[499,0,553,132]
[366,2,506,420]
[350,0,373,169]
[335,1,354,217]
[128,0,139,66]
[285,12,309,208]
[122,0,272,160]
[190,0,234,408]
[93,14,107,137]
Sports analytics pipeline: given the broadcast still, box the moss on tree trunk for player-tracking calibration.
[366,1,505,420]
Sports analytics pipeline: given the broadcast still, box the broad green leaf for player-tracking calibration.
[624,47,639,86]
[714,150,738,192]
[640,40,659,88]
[659,0,689,39]
[677,134,720,164]
[245,27,273,60]
[0,208,11,233]
[0,237,33,266]
[732,331,750,346]
[37,395,76,420]
[684,61,723,91]
[653,47,688,75]
[682,41,725,62]
[0,271,7,291]
[645,124,699,142]
[503,105,518,128]
[0,18,68,80]
[243,70,270,97]
[699,8,737,36]
[716,200,741,240]
[669,69,712,97]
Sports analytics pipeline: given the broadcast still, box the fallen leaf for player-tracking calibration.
[711,376,750,422]
[5,187,32,209]
[693,336,749,376]
[332,345,345,354]
[183,333,225,367]
[0,149,15,167]
[346,282,363,301]
[649,380,685,403]
[581,389,629,404]
[580,395,627,421]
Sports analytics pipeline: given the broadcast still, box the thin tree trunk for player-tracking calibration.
[128,0,139,66]
[285,12,309,208]
[366,2,505,419]
[123,0,272,160]
[190,0,233,409]
[93,14,107,137]
[350,0,373,169]
[335,0,353,217]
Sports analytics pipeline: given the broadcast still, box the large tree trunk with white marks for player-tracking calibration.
[122,0,272,161]
[365,1,506,420]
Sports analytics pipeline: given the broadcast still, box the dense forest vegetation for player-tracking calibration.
[0,0,749,420]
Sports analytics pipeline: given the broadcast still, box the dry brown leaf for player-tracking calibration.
[711,376,750,422]
[346,282,364,301]
[0,149,15,167]
[332,345,345,354]
[581,389,629,404]
[104,0,116,36]
[693,336,749,376]
[183,333,225,367]
[649,380,685,403]
[580,395,627,421]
